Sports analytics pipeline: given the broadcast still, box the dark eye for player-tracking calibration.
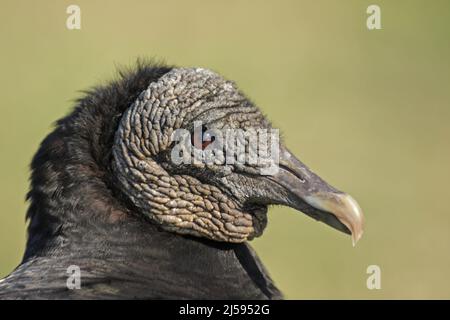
[191,125,215,150]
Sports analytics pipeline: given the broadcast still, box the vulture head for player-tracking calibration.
[0,62,365,299]
[111,67,364,244]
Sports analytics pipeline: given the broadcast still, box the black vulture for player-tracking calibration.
[0,62,364,299]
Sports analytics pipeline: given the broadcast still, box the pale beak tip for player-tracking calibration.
[339,193,364,247]
[299,188,365,247]
[306,192,365,246]
[351,229,364,247]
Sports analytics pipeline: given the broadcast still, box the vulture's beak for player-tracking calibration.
[269,147,365,246]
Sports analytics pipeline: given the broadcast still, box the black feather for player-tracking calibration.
[0,61,282,300]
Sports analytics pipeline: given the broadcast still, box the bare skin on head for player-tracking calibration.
[113,68,364,244]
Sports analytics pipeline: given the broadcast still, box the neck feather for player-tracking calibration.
[23,63,172,260]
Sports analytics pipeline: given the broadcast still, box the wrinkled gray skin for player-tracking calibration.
[113,68,286,243]
[0,65,363,299]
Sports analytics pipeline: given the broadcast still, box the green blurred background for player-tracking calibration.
[1,0,449,299]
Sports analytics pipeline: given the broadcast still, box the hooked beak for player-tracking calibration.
[269,147,365,246]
